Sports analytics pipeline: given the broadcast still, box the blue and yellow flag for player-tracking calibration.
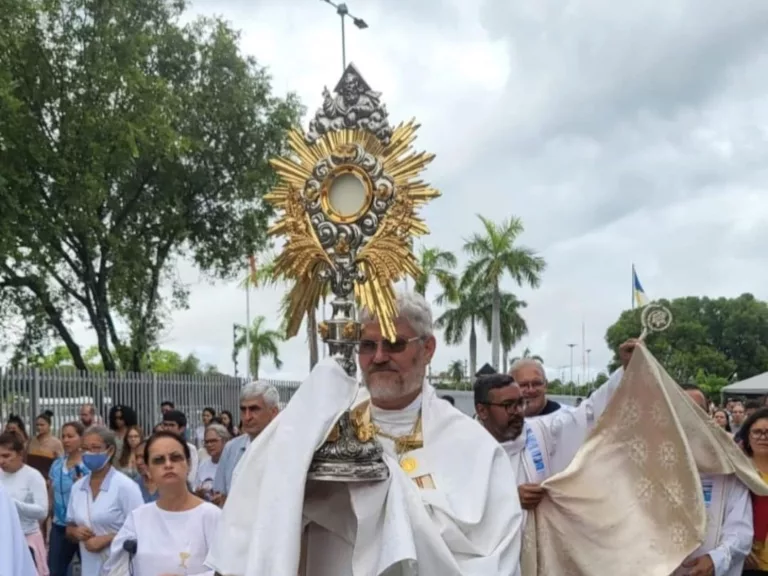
[632,265,649,308]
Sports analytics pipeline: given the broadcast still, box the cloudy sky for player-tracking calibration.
[71,0,768,382]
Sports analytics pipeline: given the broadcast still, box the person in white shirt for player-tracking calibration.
[160,410,199,486]
[0,481,37,575]
[104,431,221,575]
[65,426,144,576]
[675,385,753,576]
[194,423,230,500]
[0,431,50,575]
[474,342,632,515]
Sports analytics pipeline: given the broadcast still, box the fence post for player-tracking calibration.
[151,372,159,429]
[31,368,41,421]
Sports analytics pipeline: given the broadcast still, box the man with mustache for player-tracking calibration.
[475,340,636,512]
[207,291,523,576]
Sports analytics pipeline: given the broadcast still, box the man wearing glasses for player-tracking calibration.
[510,358,561,417]
[475,341,635,514]
[208,292,524,575]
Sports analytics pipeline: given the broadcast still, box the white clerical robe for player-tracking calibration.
[672,474,752,576]
[504,368,625,489]
[206,359,523,576]
[0,482,37,576]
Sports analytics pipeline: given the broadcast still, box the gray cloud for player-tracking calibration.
[55,0,768,386]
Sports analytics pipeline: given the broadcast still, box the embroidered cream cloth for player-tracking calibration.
[521,344,768,576]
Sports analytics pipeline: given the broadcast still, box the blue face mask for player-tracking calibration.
[82,451,111,471]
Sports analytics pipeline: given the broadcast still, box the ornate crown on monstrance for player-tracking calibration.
[265,63,440,344]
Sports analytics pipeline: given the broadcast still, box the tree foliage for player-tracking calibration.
[0,0,302,371]
[462,215,546,370]
[233,315,283,379]
[605,294,768,392]
[22,344,217,374]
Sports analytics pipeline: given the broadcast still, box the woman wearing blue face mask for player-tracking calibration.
[64,426,143,576]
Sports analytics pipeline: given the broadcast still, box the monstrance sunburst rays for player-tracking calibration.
[264,121,439,342]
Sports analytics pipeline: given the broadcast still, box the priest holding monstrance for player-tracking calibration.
[206,65,523,576]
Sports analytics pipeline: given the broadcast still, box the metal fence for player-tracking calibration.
[0,367,302,435]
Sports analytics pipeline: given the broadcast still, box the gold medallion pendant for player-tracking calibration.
[265,64,440,482]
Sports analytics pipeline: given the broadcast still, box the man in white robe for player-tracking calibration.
[206,292,523,576]
[675,384,753,576]
[0,482,37,576]
[475,342,633,513]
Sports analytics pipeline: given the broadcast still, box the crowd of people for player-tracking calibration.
[0,382,280,575]
[0,290,767,575]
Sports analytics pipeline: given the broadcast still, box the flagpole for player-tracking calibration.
[631,263,635,310]
[245,277,252,381]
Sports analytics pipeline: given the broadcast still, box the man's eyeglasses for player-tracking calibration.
[483,400,527,413]
[357,336,422,355]
[750,429,768,439]
[517,380,545,391]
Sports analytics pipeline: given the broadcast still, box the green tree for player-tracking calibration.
[605,294,768,384]
[233,315,284,379]
[463,216,546,371]
[414,246,458,299]
[0,0,302,372]
[480,294,529,373]
[21,345,215,374]
[510,347,544,364]
[446,360,465,385]
[436,281,489,378]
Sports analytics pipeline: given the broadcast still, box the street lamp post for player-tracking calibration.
[586,348,592,392]
[568,343,577,391]
[321,0,368,72]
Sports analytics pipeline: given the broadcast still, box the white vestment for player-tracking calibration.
[206,359,523,576]
[503,368,625,489]
[672,474,752,576]
[0,482,37,576]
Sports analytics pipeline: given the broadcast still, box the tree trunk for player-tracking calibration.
[491,285,501,370]
[250,345,259,380]
[502,349,509,373]
[307,311,319,371]
[469,317,477,380]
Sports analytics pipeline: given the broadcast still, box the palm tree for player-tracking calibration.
[511,347,544,364]
[479,293,529,372]
[435,281,489,378]
[446,360,465,385]
[463,215,546,370]
[414,246,458,299]
[243,252,321,371]
[233,316,284,379]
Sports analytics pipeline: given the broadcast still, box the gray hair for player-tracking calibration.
[359,291,433,337]
[205,423,232,442]
[82,425,118,451]
[240,381,280,408]
[509,358,547,382]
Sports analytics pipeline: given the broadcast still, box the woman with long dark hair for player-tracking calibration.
[107,405,137,460]
[104,431,221,574]
[47,422,89,576]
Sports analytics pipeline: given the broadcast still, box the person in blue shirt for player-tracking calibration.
[48,421,90,576]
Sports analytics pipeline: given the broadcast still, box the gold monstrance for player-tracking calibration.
[265,63,440,482]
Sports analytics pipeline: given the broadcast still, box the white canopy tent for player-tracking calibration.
[721,372,768,396]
